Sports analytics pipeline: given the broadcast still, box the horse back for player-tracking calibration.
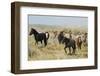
[36,33,46,41]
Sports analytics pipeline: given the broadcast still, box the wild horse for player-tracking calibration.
[58,31,76,55]
[29,28,49,46]
[76,36,82,50]
[62,37,76,55]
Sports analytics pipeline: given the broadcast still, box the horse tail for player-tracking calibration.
[45,32,49,40]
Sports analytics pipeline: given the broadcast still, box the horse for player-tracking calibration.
[58,31,64,44]
[62,37,76,55]
[29,28,49,46]
[81,33,88,46]
[58,31,76,55]
[76,36,82,50]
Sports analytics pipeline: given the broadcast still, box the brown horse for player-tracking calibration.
[76,36,82,50]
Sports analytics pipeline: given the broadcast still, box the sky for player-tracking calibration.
[28,15,88,26]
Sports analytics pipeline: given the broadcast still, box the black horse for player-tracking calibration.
[58,31,76,55]
[62,37,76,55]
[58,31,64,44]
[29,28,49,46]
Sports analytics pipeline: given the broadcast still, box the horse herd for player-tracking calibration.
[29,28,87,55]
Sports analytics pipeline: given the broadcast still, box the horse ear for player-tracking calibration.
[31,28,33,31]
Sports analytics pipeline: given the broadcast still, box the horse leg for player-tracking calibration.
[64,46,67,54]
[40,40,42,44]
[77,44,80,51]
[79,45,81,49]
[44,39,47,46]
[68,47,71,55]
[72,43,76,55]
[80,44,82,49]
[72,48,75,55]
[80,42,82,49]
[35,41,38,45]
[58,39,61,44]
[40,40,43,47]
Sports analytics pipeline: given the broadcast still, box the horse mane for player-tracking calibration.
[31,28,38,34]
[29,28,49,46]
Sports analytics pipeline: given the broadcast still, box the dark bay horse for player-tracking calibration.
[58,31,64,44]
[62,37,76,55]
[29,28,49,46]
[58,31,76,55]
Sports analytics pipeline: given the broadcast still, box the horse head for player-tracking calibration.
[29,28,38,35]
[62,37,70,44]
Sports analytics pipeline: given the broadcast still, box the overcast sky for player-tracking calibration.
[28,15,88,26]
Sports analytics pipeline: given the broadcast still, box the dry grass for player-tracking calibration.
[28,25,88,61]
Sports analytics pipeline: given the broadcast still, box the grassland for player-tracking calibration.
[28,24,88,61]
